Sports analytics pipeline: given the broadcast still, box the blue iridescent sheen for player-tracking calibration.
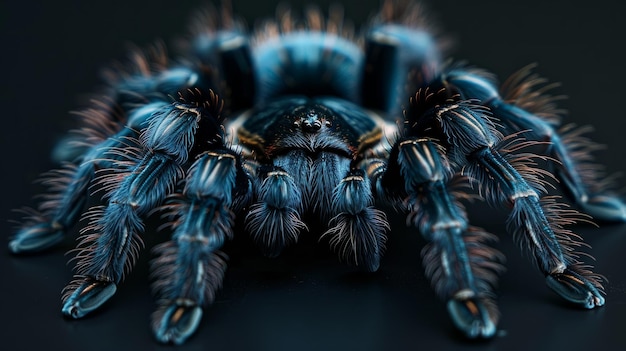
[9,0,623,345]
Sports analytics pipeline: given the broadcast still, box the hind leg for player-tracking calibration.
[443,65,626,222]
[9,102,168,254]
[470,146,605,308]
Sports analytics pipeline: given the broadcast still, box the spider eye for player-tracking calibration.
[300,111,324,132]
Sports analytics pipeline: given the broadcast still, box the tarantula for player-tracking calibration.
[9,0,626,345]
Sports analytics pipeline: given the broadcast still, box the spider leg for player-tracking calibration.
[371,138,503,338]
[62,94,222,319]
[414,85,605,307]
[9,102,166,253]
[245,166,306,258]
[361,1,441,116]
[53,50,201,164]
[10,49,205,254]
[190,29,255,111]
[470,145,605,308]
[51,22,252,330]
[391,83,604,335]
[444,66,626,222]
[62,146,182,319]
[13,23,254,253]
[322,169,389,272]
[151,149,250,345]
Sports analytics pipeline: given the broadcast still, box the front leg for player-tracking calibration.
[407,85,606,309]
[62,150,182,318]
[63,94,221,318]
[151,149,249,344]
[370,138,504,338]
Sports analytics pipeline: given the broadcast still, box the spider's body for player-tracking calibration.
[9,0,626,345]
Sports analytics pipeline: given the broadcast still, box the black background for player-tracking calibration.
[1,1,626,350]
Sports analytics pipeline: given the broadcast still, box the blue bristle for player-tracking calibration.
[143,105,201,163]
[397,139,449,190]
[184,151,237,205]
[71,152,182,284]
[111,153,182,212]
[245,169,306,257]
[323,170,389,271]
[89,203,144,281]
[332,171,374,215]
[310,152,351,217]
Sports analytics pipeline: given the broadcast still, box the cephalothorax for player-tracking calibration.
[10,0,626,344]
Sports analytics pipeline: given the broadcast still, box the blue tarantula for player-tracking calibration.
[9,0,626,345]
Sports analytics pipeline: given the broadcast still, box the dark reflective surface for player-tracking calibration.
[1,1,625,350]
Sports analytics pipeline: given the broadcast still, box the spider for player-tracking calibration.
[8,0,626,345]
